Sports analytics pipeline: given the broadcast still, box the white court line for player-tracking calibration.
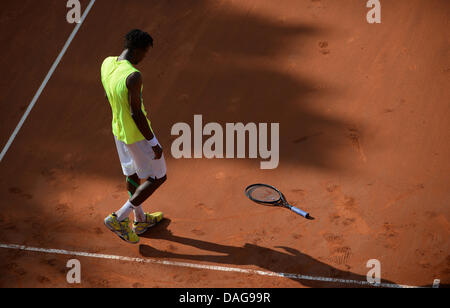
[0,0,96,163]
[0,243,424,288]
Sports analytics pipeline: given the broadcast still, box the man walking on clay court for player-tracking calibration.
[101,29,167,244]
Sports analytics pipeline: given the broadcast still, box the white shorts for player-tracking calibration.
[114,136,167,180]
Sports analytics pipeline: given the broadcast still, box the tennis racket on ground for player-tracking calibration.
[245,184,313,220]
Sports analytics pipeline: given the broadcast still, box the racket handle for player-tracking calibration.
[290,206,309,218]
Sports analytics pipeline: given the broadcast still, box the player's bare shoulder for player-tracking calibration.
[126,71,142,90]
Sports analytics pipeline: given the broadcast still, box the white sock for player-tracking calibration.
[115,200,135,222]
[134,206,146,223]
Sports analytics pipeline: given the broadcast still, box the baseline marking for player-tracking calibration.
[0,0,96,163]
[0,243,424,288]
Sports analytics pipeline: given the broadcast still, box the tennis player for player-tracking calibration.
[100,29,166,244]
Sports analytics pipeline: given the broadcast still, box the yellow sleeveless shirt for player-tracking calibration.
[101,56,152,144]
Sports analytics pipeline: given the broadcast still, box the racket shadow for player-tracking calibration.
[139,219,399,288]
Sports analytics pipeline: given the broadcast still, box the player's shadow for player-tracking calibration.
[139,219,398,288]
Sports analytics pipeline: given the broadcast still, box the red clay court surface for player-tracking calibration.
[0,0,449,288]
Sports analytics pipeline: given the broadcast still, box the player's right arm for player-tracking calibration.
[127,72,163,159]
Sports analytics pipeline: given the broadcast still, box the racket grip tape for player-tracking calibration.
[290,206,309,218]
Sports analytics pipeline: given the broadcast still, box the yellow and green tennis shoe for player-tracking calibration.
[104,213,140,244]
[133,212,164,235]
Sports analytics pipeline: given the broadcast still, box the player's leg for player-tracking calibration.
[131,144,167,233]
[112,137,140,222]
[130,175,166,234]
[129,175,167,206]
[126,173,161,223]
[103,137,140,244]
[126,173,140,198]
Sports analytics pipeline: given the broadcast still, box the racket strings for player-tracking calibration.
[248,186,280,202]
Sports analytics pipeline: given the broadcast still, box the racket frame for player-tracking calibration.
[244,183,311,218]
